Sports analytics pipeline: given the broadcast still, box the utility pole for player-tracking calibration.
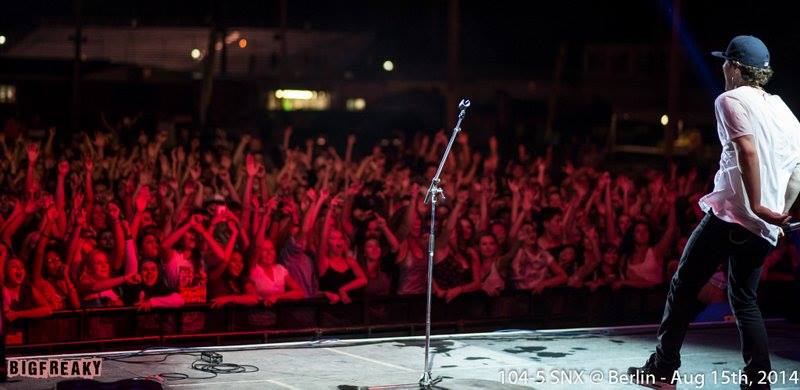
[71,0,83,133]
[665,0,682,158]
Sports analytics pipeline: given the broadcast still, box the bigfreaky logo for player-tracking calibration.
[7,358,102,379]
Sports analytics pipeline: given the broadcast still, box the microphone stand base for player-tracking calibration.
[419,371,443,388]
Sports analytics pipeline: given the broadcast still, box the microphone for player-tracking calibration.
[458,99,471,110]
[782,221,800,235]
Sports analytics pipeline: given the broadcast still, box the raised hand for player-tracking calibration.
[134,187,151,212]
[598,172,612,188]
[75,208,87,227]
[522,189,535,213]
[305,188,318,203]
[84,158,94,173]
[94,133,108,148]
[319,187,331,202]
[57,160,70,176]
[330,195,344,209]
[245,154,258,177]
[434,131,448,145]
[241,134,252,146]
[189,164,202,181]
[374,215,387,229]
[458,132,469,145]
[26,142,40,163]
[346,182,363,197]
[191,214,207,228]
[126,273,142,285]
[107,203,121,221]
[265,197,279,214]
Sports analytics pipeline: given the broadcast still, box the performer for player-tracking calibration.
[629,35,800,390]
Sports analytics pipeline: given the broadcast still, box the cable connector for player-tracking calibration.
[200,352,223,364]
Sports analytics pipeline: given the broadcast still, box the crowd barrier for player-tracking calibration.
[6,283,796,356]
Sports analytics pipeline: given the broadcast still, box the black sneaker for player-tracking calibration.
[627,355,677,388]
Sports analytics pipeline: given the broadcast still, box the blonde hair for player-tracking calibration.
[733,60,774,88]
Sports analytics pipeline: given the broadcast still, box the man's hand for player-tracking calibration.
[752,204,790,226]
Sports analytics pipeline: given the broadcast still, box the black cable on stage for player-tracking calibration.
[99,346,259,382]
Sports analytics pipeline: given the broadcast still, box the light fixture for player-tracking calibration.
[660,114,669,126]
[275,89,315,100]
[382,60,394,72]
[190,48,202,60]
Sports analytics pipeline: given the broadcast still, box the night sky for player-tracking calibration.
[2,0,799,102]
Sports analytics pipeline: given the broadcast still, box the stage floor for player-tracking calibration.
[5,320,800,389]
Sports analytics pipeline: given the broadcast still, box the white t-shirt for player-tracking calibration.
[249,264,289,299]
[699,86,800,245]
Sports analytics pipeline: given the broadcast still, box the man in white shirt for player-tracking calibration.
[629,35,800,390]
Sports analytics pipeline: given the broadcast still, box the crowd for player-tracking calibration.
[1,122,797,341]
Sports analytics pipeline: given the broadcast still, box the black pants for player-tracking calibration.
[654,212,773,379]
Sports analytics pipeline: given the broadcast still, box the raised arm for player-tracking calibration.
[301,188,329,243]
[653,192,678,260]
[193,220,228,260]
[55,160,70,233]
[25,142,40,195]
[604,174,620,245]
[318,196,341,275]
[31,211,55,284]
[162,218,194,251]
[242,155,257,234]
[375,214,400,253]
[108,203,127,273]
[345,134,356,167]
[81,161,94,217]
[232,134,252,166]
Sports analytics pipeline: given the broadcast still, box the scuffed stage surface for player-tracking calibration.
[5,320,800,389]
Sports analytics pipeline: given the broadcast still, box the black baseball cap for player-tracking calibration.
[711,35,770,69]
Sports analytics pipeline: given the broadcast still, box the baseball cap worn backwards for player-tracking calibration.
[711,35,770,69]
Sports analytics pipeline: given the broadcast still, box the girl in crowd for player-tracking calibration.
[1,243,52,343]
[585,244,622,291]
[433,192,481,303]
[509,222,568,294]
[476,232,507,297]
[614,193,677,289]
[246,239,304,306]
[395,183,428,295]
[362,238,392,297]
[318,196,367,304]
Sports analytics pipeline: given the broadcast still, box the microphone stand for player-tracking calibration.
[367,99,470,390]
[419,99,470,388]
